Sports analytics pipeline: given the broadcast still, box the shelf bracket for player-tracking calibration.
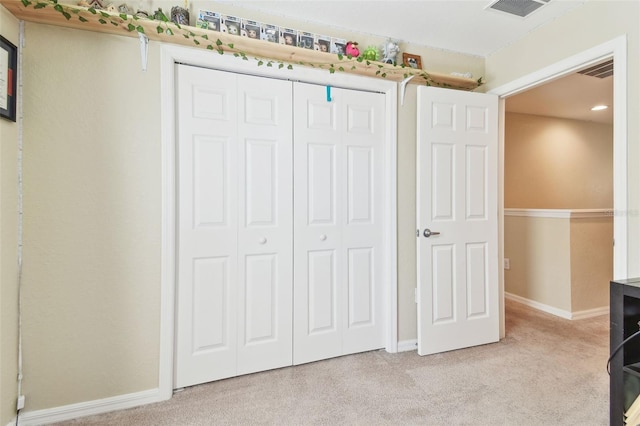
[138,32,149,72]
[399,75,417,106]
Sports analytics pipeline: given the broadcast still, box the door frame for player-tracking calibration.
[157,44,398,398]
[489,35,628,337]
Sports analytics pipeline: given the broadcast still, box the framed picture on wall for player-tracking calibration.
[0,35,17,122]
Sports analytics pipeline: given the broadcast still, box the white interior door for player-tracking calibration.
[416,87,499,356]
[293,82,385,365]
[175,65,292,387]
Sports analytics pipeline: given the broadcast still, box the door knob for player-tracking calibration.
[320,234,327,241]
[258,237,267,244]
[423,228,440,238]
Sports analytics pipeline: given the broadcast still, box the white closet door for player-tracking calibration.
[340,88,385,355]
[175,65,239,388]
[293,83,385,365]
[236,75,293,375]
[175,65,293,388]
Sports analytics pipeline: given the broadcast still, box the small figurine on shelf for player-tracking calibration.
[118,3,134,15]
[171,6,189,25]
[171,1,190,25]
[345,41,360,58]
[361,46,379,61]
[381,39,400,64]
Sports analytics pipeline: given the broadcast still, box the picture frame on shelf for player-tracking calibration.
[0,35,17,122]
[402,52,422,70]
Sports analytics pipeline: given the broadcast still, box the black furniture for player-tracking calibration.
[610,278,640,425]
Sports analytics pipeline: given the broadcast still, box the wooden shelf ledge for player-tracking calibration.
[0,0,480,90]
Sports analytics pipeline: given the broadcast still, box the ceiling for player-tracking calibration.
[231,0,612,125]
[506,65,614,124]
[233,0,588,57]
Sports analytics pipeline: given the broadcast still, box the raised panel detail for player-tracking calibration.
[193,257,229,353]
[466,243,488,318]
[192,86,229,121]
[308,250,336,334]
[244,254,277,344]
[307,100,336,130]
[193,136,227,228]
[245,139,276,226]
[432,102,455,130]
[432,143,454,221]
[466,145,487,220]
[348,248,374,327]
[244,93,278,126]
[308,143,335,225]
[466,106,488,133]
[347,104,374,134]
[348,146,373,224]
[432,245,455,324]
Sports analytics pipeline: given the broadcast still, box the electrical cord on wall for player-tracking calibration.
[607,328,640,375]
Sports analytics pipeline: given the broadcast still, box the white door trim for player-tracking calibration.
[159,44,398,397]
[489,35,628,336]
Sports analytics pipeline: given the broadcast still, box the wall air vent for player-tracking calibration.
[487,0,551,18]
[577,59,614,79]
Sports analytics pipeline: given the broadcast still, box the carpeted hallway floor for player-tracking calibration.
[55,299,609,425]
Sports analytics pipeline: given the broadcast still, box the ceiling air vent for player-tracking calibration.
[577,59,614,79]
[487,0,550,18]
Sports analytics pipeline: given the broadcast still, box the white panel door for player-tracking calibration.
[175,65,292,388]
[293,83,385,365]
[175,65,238,387]
[416,87,499,356]
[236,75,293,375]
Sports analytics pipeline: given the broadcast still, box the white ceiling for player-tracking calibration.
[231,0,611,125]
[233,0,588,57]
[506,71,614,124]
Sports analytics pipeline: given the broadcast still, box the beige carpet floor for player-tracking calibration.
[55,299,609,425]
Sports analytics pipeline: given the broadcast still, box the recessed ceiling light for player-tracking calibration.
[591,105,608,111]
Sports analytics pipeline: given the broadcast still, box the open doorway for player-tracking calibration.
[502,59,614,319]
[489,36,628,336]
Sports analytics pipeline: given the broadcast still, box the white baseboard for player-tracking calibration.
[505,292,608,320]
[397,339,418,352]
[571,306,609,320]
[14,388,165,425]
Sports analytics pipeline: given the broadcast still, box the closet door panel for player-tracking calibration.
[175,65,239,387]
[293,82,343,365]
[341,89,385,353]
[294,84,386,364]
[237,75,293,375]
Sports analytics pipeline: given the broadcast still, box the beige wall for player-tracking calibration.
[570,217,613,311]
[505,213,613,313]
[16,6,484,412]
[21,24,162,409]
[505,112,613,209]
[504,216,572,311]
[0,5,19,425]
[486,0,640,277]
